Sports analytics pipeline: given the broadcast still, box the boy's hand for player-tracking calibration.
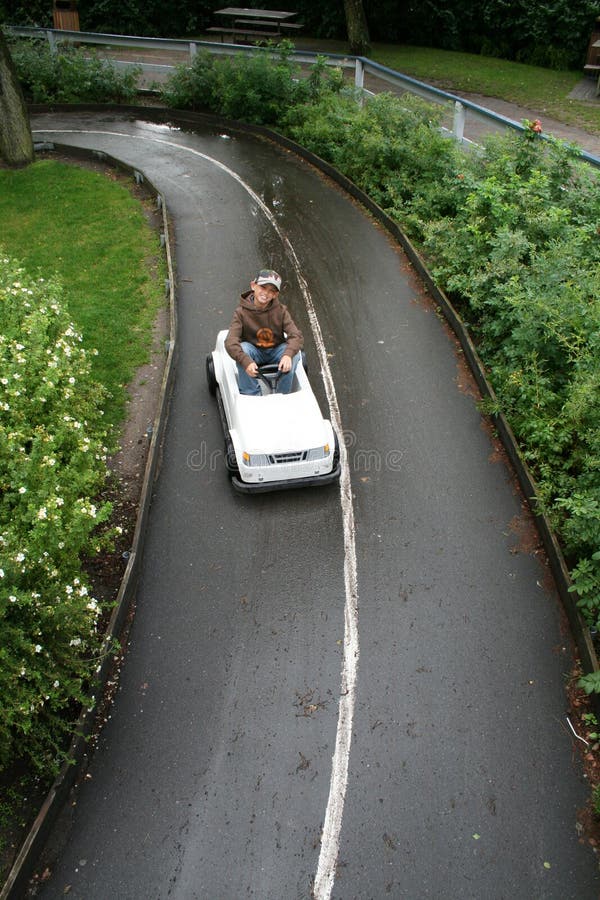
[245,361,259,378]
[278,356,292,373]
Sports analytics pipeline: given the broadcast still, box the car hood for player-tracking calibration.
[233,391,330,453]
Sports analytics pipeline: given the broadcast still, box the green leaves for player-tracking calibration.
[160,42,345,126]
[578,671,600,696]
[278,81,600,628]
[9,40,141,104]
[0,256,111,774]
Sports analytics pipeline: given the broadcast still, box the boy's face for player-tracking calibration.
[250,281,279,308]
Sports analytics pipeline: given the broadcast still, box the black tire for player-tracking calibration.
[332,431,340,469]
[301,350,308,375]
[206,354,217,396]
[224,435,239,475]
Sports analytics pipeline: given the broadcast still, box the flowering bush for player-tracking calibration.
[0,255,112,775]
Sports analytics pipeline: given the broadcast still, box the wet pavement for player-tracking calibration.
[29,110,599,899]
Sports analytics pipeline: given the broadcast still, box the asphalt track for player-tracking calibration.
[30,110,599,899]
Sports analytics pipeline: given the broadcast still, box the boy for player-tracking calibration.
[225,269,304,395]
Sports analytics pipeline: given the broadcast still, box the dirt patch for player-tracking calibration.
[109,303,168,501]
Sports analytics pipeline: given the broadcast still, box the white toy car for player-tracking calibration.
[206,330,340,493]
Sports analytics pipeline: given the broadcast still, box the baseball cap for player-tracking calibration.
[254,269,282,291]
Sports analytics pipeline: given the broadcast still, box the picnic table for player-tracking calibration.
[590,40,600,95]
[208,7,302,43]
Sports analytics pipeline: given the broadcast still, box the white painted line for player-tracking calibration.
[34,127,360,898]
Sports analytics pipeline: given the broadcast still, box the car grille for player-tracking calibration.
[268,451,307,464]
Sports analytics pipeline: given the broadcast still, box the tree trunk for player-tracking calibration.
[343,0,371,56]
[0,30,34,168]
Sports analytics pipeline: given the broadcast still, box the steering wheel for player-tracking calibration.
[256,363,282,394]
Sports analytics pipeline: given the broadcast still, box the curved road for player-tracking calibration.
[31,110,598,899]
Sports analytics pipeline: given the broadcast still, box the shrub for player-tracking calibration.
[0,255,112,775]
[281,87,600,626]
[420,130,600,622]
[287,91,463,227]
[9,39,141,104]
[160,42,344,124]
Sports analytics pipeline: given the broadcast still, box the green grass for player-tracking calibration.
[366,45,600,136]
[0,160,166,427]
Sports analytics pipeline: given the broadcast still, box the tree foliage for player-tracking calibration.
[2,0,597,69]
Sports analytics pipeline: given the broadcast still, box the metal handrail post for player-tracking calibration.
[453,100,466,143]
[354,57,364,92]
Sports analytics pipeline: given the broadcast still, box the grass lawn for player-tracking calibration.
[0,159,166,428]
[246,35,600,137]
[368,45,600,135]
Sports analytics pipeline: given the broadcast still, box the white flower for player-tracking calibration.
[0,569,4,578]
[19,486,27,494]
[69,637,82,647]
[34,644,42,653]
[37,507,48,520]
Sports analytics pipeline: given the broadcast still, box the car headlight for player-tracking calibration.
[306,444,329,461]
[242,452,269,467]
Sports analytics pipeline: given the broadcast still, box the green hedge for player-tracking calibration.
[283,92,600,624]
[0,256,112,774]
[159,42,344,125]
[9,38,140,104]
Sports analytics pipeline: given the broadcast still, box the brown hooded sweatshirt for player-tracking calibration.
[225,290,304,371]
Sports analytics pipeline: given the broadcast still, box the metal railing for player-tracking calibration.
[5,25,600,168]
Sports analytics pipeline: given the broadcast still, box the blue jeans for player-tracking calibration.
[237,342,300,396]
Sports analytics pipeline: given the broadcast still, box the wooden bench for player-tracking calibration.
[231,19,303,31]
[206,26,280,43]
[234,18,280,28]
[584,62,600,94]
